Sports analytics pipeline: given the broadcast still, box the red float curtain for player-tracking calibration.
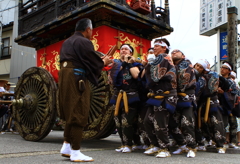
[37,25,151,82]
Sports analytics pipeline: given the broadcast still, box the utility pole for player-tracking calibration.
[227,7,238,72]
[214,56,217,71]
[0,16,2,59]
[0,1,4,60]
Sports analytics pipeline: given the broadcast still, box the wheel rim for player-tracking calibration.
[82,51,115,139]
[13,67,57,141]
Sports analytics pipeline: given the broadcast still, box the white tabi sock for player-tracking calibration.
[70,150,94,162]
[60,143,71,155]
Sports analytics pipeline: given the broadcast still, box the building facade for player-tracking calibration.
[0,22,12,81]
[0,0,36,90]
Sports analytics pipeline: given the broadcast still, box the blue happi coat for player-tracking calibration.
[108,59,142,107]
[144,53,177,113]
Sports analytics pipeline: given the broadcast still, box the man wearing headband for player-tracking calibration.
[108,43,142,153]
[145,39,171,65]
[230,71,240,147]
[193,59,226,153]
[148,47,154,54]
[142,38,178,158]
[169,49,197,158]
[227,71,240,147]
[218,61,239,149]
[230,71,237,80]
[194,59,210,74]
[153,38,171,55]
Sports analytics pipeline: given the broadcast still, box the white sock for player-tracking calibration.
[70,150,93,161]
[60,143,71,154]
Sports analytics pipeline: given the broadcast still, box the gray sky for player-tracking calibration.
[155,0,240,66]
[0,0,15,24]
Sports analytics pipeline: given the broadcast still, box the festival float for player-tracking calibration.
[5,0,173,141]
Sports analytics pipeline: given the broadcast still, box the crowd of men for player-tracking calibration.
[0,18,239,163]
[58,18,240,162]
[108,38,240,159]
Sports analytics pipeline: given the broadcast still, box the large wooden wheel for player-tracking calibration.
[81,51,115,139]
[82,70,115,140]
[13,54,115,141]
[12,67,57,141]
[74,51,115,139]
[56,69,115,140]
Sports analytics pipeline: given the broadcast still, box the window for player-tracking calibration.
[1,37,11,59]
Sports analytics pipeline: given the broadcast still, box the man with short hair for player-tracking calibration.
[229,71,240,147]
[109,43,141,153]
[142,38,178,158]
[170,49,197,158]
[218,61,239,149]
[194,59,226,153]
[59,18,111,162]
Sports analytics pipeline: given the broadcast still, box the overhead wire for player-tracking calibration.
[0,0,17,23]
[0,4,17,12]
[177,16,198,47]
[1,0,12,13]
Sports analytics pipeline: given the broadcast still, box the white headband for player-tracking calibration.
[231,71,236,78]
[154,41,171,50]
[121,45,132,52]
[222,63,232,70]
[197,59,210,71]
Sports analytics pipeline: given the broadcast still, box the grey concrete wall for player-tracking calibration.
[9,0,36,85]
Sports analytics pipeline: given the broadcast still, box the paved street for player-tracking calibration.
[0,130,240,164]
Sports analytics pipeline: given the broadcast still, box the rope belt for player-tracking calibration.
[147,90,176,99]
[204,97,211,123]
[177,92,187,97]
[114,90,128,116]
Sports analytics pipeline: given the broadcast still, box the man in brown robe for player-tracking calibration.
[59,18,111,162]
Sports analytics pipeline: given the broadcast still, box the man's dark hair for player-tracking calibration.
[148,47,154,52]
[154,38,170,54]
[120,44,134,54]
[75,18,92,32]
[222,61,234,77]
